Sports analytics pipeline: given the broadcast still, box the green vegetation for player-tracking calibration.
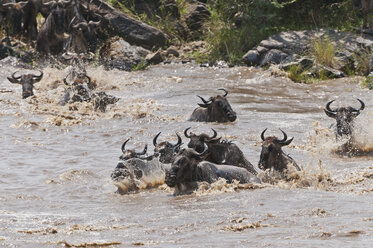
[310,37,336,68]
[288,65,307,83]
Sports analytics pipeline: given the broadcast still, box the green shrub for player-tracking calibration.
[310,37,336,68]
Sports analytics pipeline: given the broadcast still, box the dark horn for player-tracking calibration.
[325,100,336,112]
[85,75,91,85]
[218,88,228,97]
[136,144,147,156]
[153,132,161,146]
[11,71,22,80]
[184,127,191,138]
[173,133,182,147]
[210,128,217,139]
[197,95,210,104]
[121,139,130,153]
[357,98,365,111]
[261,128,267,141]
[279,129,288,144]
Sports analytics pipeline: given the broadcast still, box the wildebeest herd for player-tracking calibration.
[111,89,367,195]
[1,0,102,54]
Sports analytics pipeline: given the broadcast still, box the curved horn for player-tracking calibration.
[42,1,56,8]
[184,127,191,138]
[136,144,147,156]
[73,22,88,30]
[218,88,228,97]
[209,128,217,139]
[356,98,365,111]
[279,129,288,144]
[172,133,182,147]
[261,128,267,141]
[325,100,336,112]
[88,20,101,27]
[11,71,22,80]
[197,95,210,104]
[63,76,69,86]
[121,139,130,153]
[153,132,161,146]
[32,70,43,81]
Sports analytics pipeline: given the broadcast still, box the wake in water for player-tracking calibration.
[308,109,373,156]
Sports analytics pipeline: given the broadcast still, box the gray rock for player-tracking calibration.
[91,0,168,49]
[280,57,314,71]
[260,49,288,66]
[146,49,164,64]
[185,3,211,31]
[242,50,260,66]
[100,37,150,71]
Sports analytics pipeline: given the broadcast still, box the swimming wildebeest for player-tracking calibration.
[7,70,43,99]
[111,139,165,194]
[258,129,300,173]
[153,132,182,164]
[324,99,365,154]
[324,99,365,138]
[36,0,72,54]
[184,127,257,175]
[165,147,260,195]
[188,88,237,122]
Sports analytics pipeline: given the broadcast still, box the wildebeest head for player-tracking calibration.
[71,20,101,52]
[7,70,43,99]
[324,99,365,137]
[197,88,237,122]
[165,146,208,187]
[258,129,294,172]
[153,132,182,164]
[119,139,148,160]
[43,0,72,34]
[184,127,218,153]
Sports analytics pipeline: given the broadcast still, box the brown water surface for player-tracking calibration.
[0,62,372,247]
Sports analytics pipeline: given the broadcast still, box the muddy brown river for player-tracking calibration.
[0,60,372,247]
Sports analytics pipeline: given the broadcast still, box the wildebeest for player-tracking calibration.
[188,88,237,122]
[184,127,257,175]
[7,70,43,98]
[153,132,182,164]
[118,139,148,160]
[0,0,28,44]
[111,139,166,194]
[70,20,100,53]
[258,129,300,173]
[324,99,365,138]
[165,147,260,195]
[36,0,72,54]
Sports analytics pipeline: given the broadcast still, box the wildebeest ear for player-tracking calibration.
[198,103,209,108]
[324,109,337,119]
[280,137,294,146]
[7,77,20,84]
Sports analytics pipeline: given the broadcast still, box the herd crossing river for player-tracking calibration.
[0,61,373,247]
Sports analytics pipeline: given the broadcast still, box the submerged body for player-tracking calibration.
[165,148,259,195]
[111,158,168,194]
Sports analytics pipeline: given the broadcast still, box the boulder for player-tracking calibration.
[260,49,288,66]
[90,0,168,49]
[100,37,149,71]
[185,3,211,31]
[242,50,260,66]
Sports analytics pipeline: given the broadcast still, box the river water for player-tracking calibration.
[0,60,372,247]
